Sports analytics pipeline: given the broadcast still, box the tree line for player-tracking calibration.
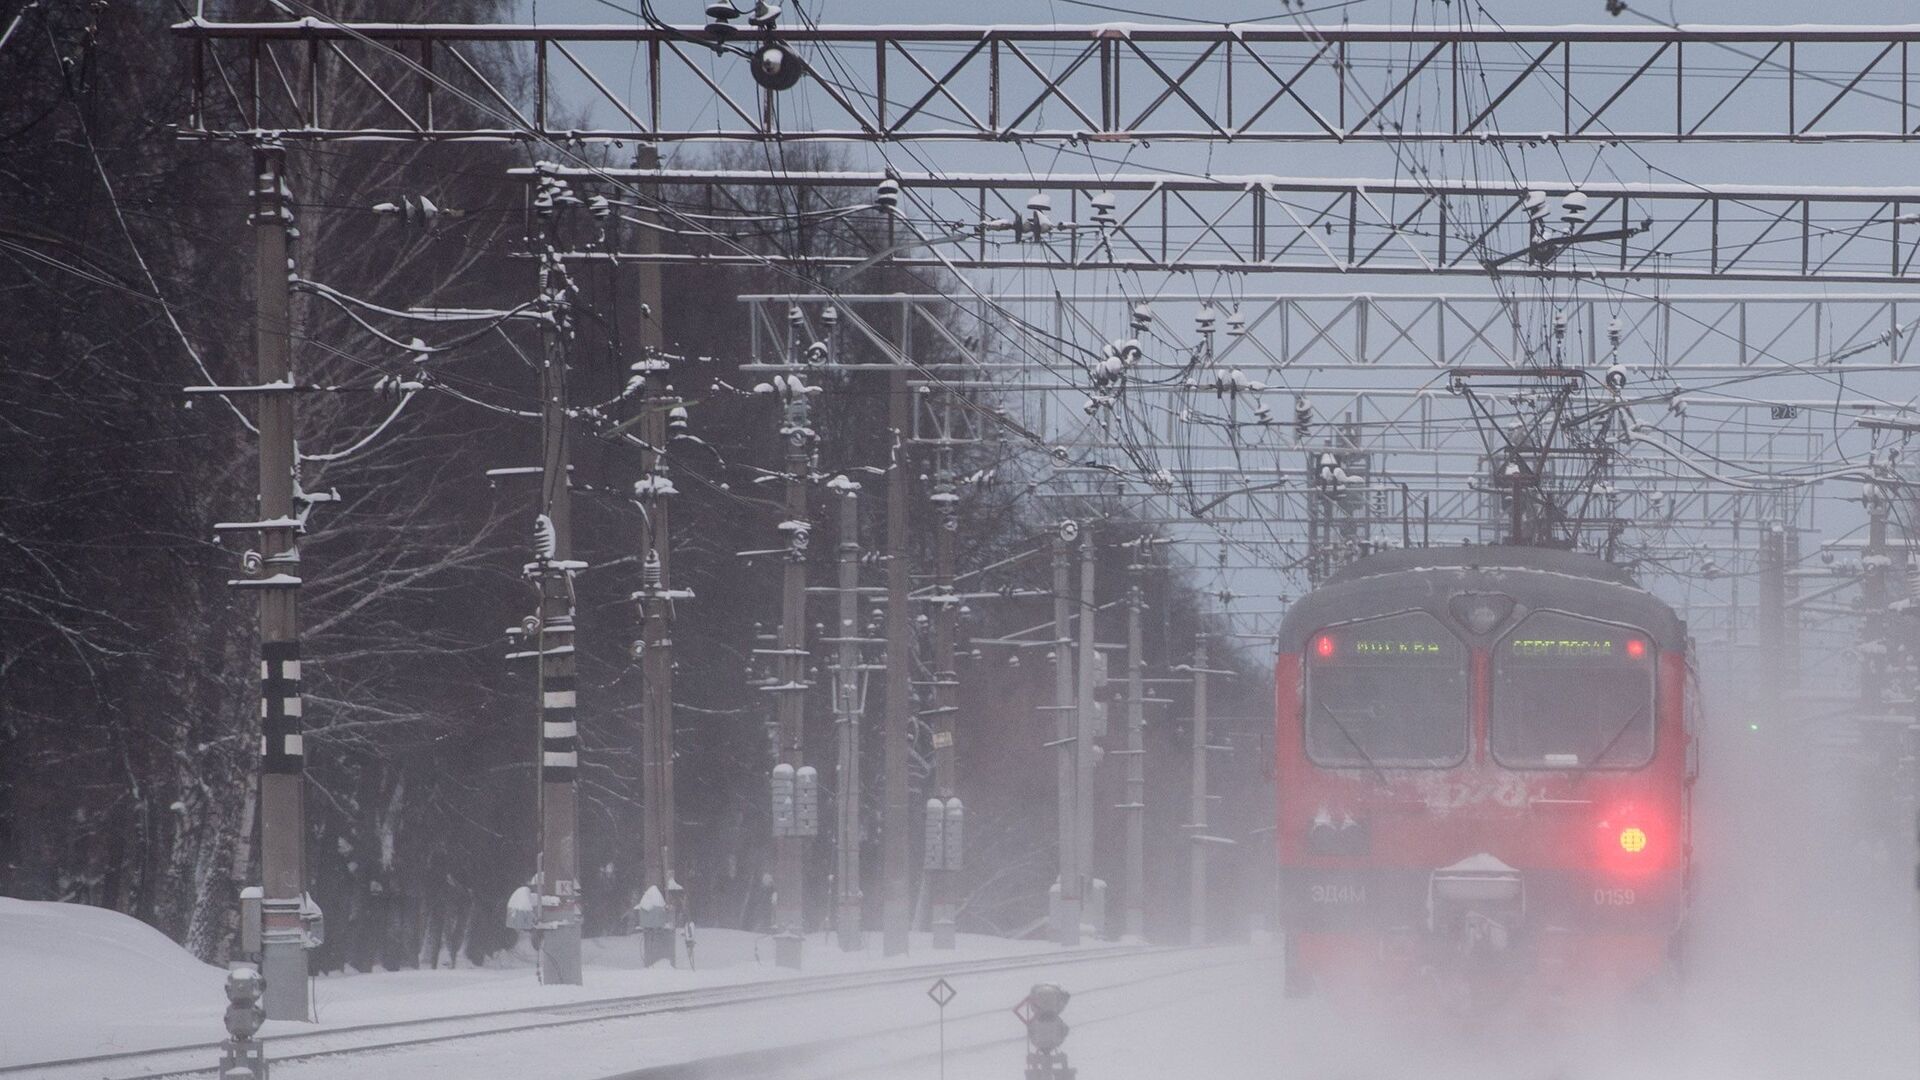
[0,1,1275,971]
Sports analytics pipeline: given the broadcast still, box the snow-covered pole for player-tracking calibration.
[532,169,583,986]
[623,145,679,929]
[928,457,960,949]
[248,140,312,1023]
[832,488,864,951]
[1188,633,1211,947]
[881,351,913,957]
[1050,522,1082,946]
[768,354,816,970]
[1076,536,1099,937]
[1121,564,1147,940]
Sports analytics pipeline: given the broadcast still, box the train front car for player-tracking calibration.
[1275,547,1694,1015]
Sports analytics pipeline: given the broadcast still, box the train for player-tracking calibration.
[1274,546,1696,1013]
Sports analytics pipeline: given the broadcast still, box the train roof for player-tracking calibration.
[1281,545,1688,652]
[1323,545,1638,586]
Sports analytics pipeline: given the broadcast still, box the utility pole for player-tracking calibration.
[532,192,583,986]
[1863,491,1891,714]
[882,359,913,956]
[832,490,864,950]
[248,141,311,1022]
[1120,566,1146,941]
[769,359,816,971]
[1050,527,1082,946]
[1076,540,1099,938]
[928,461,961,949]
[1187,633,1213,947]
[1757,522,1786,712]
[625,146,677,923]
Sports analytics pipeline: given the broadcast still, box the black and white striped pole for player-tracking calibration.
[239,140,315,1022]
[530,168,583,984]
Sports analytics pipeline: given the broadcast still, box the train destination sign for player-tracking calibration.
[1508,636,1647,659]
[1354,639,1446,656]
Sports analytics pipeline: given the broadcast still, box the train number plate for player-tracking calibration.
[1311,883,1368,905]
[1592,887,1637,906]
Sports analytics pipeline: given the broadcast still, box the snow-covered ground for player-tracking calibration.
[0,895,1073,1070]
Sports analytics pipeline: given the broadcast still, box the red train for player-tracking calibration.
[1275,546,1696,1012]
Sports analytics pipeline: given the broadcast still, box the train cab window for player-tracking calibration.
[1304,611,1469,768]
[1493,612,1655,770]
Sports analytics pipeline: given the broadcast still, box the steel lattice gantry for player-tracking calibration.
[175,18,1920,144]
[532,166,1920,284]
[745,291,1920,372]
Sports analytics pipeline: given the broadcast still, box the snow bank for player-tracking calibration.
[0,895,1059,1068]
[0,896,225,1065]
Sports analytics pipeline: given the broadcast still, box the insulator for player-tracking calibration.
[1524,190,1549,221]
[1090,190,1117,225]
[787,305,804,326]
[874,177,901,212]
[1561,190,1589,225]
[1225,307,1247,337]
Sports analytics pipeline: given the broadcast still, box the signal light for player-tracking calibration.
[1314,634,1335,659]
[1619,826,1647,853]
[1626,638,1646,658]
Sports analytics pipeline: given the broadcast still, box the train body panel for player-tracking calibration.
[1274,547,1696,1008]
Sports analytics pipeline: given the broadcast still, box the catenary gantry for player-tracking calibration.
[175,18,1920,144]
[529,166,1920,284]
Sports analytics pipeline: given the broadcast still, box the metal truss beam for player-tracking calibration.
[176,18,1920,144]
[555,168,1920,284]
[747,291,1920,372]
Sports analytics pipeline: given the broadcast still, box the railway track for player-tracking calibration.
[598,949,1269,1080]
[6,944,1208,1080]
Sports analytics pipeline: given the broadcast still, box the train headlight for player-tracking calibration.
[1314,634,1335,659]
[1619,826,1647,853]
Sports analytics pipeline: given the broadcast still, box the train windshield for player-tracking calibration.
[1305,611,1469,768]
[1493,611,1655,769]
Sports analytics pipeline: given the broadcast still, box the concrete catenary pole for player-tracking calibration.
[251,141,311,1022]
[1757,522,1786,710]
[533,193,583,986]
[833,490,864,950]
[929,459,960,948]
[882,358,913,956]
[1121,568,1146,940]
[626,146,677,916]
[1862,493,1890,713]
[1076,539,1099,934]
[1188,633,1212,946]
[1051,528,1082,945]
[771,360,815,970]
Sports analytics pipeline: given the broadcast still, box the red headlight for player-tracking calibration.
[1626,638,1646,659]
[1314,634,1335,659]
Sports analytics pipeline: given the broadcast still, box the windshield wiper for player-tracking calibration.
[1568,701,1649,778]
[1318,702,1389,783]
